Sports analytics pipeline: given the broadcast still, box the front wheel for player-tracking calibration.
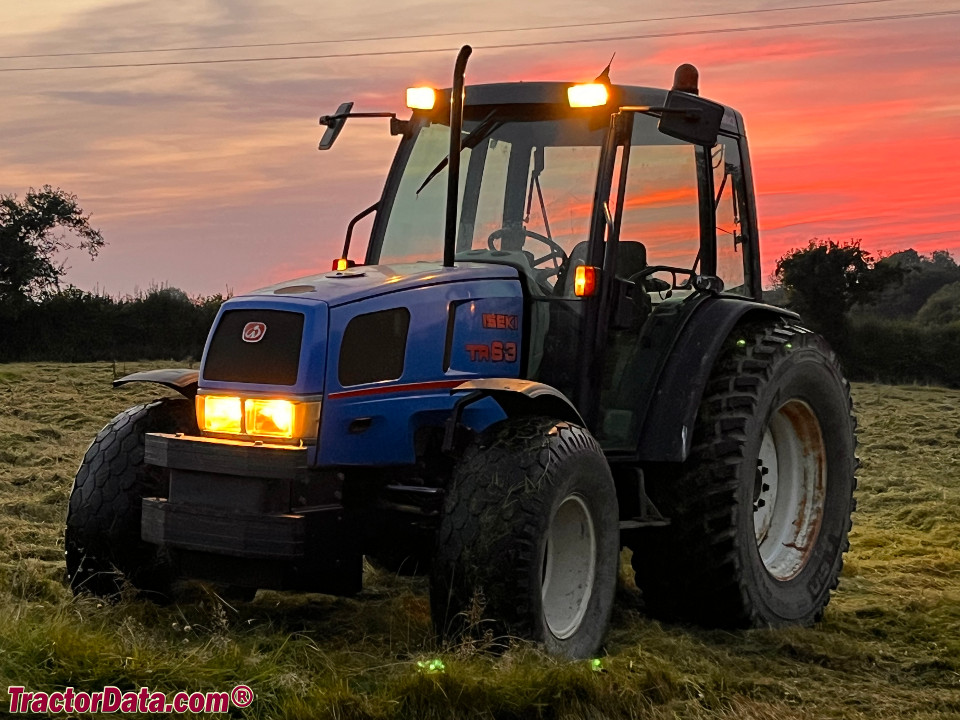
[65,398,198,598]
[431,417,619,658]
[632,323,857,627]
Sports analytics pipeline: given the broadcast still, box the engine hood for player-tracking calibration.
[244,262,520,307]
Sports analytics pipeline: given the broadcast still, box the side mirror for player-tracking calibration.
[318,101,354,150]
[657,91,724,146]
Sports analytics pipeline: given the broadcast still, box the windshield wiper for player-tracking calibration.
[415,110,500,195]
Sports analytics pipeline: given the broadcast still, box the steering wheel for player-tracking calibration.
[487,227,568,281]
[627,265,698,293]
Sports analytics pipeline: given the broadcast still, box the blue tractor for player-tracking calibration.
[65,48,856,658]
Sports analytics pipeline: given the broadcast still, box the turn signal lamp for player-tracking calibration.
[197,395,322,442]
[406,87,437,110]
[567,83,609,108]
[574,265,598,297]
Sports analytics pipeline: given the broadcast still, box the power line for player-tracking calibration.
[0,0,918,60]
[2,9,958,73]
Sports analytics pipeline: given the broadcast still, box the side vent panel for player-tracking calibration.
[339,308,410,386]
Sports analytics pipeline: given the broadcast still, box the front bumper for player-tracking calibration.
[141,433,360,593]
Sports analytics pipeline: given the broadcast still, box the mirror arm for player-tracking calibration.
[319,111,397,126]
[617,105,702,120]
[318,111,411,146]
[341,202,380,260]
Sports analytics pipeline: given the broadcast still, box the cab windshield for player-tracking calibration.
[374,110,608,292]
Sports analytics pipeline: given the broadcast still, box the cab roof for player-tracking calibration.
[429,82,744,136]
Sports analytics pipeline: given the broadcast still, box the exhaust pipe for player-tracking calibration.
[443,45,472,268]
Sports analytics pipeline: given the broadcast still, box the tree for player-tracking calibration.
[775,239,903,349]
[931,249,958,270]
[867,248,960,319]
[0,186,104,309]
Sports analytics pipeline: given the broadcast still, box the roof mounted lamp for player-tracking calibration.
[672,63,700,95]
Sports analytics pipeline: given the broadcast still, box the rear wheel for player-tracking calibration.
[632,323,857,627]
[65,398,197,598]
[431,417,619,658]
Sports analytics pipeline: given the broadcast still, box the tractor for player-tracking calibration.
[65,47,856,658]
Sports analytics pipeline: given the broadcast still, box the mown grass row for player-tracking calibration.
[1,364,959,718]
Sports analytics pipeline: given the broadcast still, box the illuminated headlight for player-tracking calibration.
[406,86,436,110]
[196,395,321,441]
[567,83,609,108]
[198,395,242,434]
[245,399,296,438]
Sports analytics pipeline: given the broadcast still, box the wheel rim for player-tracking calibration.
[541,493,596,639]
[754,399,827,580]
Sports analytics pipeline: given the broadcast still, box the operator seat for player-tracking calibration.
[560,240,648,296]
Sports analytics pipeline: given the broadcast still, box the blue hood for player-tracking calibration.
[243,262,520,307]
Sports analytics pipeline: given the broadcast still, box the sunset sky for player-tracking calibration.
[2,0,958,297]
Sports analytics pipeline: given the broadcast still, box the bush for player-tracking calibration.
[916,281,960,325]
[843,318,960,388]
[0,286,223,362]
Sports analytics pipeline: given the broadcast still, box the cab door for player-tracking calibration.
[594,114,751,452]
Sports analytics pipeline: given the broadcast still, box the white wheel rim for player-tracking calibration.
[754,399,827,580]
[541,493,596,639]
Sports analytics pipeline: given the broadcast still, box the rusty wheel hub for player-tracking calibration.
[753,399,827,580]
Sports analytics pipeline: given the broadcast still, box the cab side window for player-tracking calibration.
[617,114,702,277]
[713,137,749,295]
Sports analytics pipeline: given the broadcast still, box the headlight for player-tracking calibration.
[567,83,609,108]
[198,395,242,434]
[246,399,295,438]
[196,395,321,442]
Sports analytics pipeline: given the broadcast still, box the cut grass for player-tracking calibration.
[1,364,960,718]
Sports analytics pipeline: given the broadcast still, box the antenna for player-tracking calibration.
[594,52,615,84]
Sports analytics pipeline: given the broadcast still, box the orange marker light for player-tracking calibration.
[574,265,598,297]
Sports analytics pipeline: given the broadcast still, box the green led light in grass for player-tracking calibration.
[736,338,747,347]
[590,658,604,672]
[417,659,445,674]
[785,342,793,349]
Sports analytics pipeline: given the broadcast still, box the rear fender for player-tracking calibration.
[113,369,199,399]
[637,299,799,463]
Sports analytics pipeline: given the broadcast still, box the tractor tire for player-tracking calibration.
[430,417,619,658]
[65,398,198,598]
[632,323,857,627]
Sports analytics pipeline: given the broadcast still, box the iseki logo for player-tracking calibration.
[242,322,267,343]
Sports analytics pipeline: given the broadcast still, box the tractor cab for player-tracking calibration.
[327,72,760,451]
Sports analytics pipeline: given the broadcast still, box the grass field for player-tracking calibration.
[1,362,960,719]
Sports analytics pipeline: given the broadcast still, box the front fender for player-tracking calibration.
[113,368,199,399]
[452,378,584,426]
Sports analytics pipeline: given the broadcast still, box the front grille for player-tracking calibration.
[204,309,304,385]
